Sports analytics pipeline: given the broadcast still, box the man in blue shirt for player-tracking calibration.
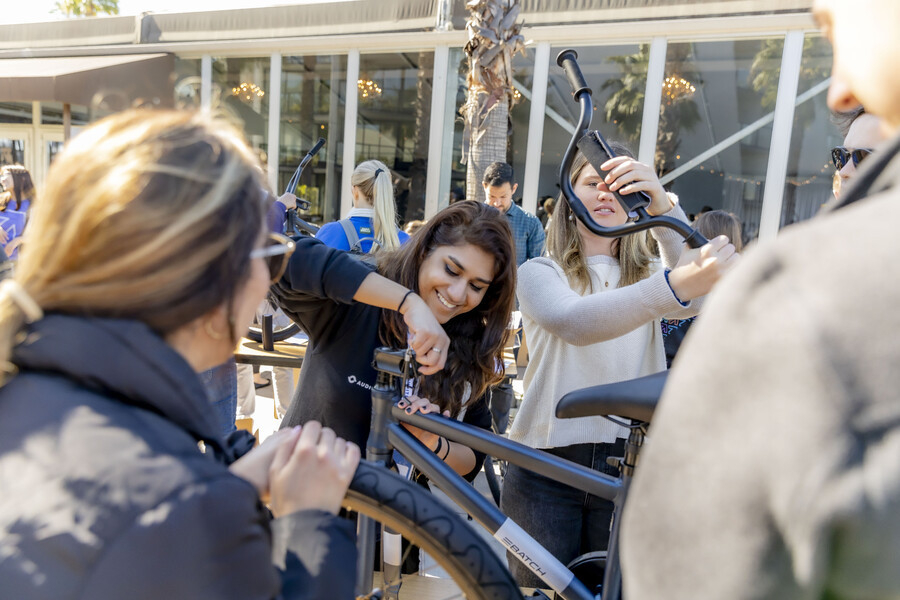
[482,162,545,268]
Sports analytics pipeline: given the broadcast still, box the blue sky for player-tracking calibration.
[1,0,351,25]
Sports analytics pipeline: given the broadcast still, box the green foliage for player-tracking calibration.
[53,0,119,17]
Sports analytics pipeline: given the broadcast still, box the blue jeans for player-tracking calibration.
[200,359,238,438]
[499,439,626,588]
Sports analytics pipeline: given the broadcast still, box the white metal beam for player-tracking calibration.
[200,54,211,110]
[521,42,551,216]
[424,46,450,219]
[638,37,667,165]
[267,52,282,192]
[758,30,805,242]
[341,49,360,218]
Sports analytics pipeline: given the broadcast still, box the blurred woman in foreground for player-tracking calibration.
[0,109,359,599]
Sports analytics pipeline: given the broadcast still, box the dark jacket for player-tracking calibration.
[0,314,355,599]
[623,133,900,598]
[272,236,491,481]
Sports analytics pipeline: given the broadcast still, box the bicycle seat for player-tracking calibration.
[555,371,667,422]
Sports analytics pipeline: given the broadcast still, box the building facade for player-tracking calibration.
[0,0,831,243]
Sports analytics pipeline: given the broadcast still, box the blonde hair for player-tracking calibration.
[350,160,401,252]
[547,149,656,294]
[0,109,267,382]
[693,210,744,252]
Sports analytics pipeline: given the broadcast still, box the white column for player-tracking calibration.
[341,50,361,219]
[200,55,212,111]
[758,31,804,243]
[521,42,551,216]
[638,37,667,165]
[424,46,451,219]
[267,52,282,192]
[437,48,462,214]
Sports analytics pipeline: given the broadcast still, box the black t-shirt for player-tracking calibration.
[272,237,490,480]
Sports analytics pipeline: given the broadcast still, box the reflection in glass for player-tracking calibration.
[356,52,434,224]
[280,55,346,224]
[780,36,835,227]
[212,57,270,159]
[0,138,25,166]
[174,58,203,110]
[659,39,784,243]
[40,103,89,127]
[0,102,34,125]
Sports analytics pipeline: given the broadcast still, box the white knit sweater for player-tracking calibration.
[509,204,700,449]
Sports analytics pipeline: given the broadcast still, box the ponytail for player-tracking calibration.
[350,160,401,252]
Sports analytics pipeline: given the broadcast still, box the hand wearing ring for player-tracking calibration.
[431,347,441,354]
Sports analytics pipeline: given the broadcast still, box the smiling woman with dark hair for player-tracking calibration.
[274,200,516,480]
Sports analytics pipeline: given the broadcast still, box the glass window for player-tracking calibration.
[356,51,434,224]
[780,36,835,227]
[174,57,202,110]
[212,57,271,161]
[40,102,89,126]
[541,43,645,200]
[0,136,26,166]
[0,102,33,125]
[280,54,347,225]
[658,38,784,243]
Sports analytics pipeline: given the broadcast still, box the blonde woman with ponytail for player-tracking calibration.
[316,159,408,254]
[0,109,362,599]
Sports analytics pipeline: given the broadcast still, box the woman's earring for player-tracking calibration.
[568,213,574,221]
[204,319,225,340]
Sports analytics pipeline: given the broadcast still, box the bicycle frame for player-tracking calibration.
[356,348,646,600]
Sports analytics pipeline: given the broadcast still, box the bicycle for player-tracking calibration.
[247,139,323,344]
[342,49,710,600]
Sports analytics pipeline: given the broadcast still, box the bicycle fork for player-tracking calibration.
[356,369,398,598]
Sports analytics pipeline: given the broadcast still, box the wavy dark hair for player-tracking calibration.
[378,201,516,417]
[0,165,36,212]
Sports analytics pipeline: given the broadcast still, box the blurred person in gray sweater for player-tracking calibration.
[622,1,900,598]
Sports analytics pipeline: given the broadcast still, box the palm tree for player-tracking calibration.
[460,0,525,202]
[54,0,119,17]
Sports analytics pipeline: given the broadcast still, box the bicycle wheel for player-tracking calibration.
[346,461,522,599]
[245,321,300,343]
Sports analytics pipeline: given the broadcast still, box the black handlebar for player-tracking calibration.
[283,137,327,237]
[555,50,708,249]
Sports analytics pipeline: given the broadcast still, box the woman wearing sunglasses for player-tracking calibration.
[0,110,360,599]
[272,201,517,481]
[832,106,889,199]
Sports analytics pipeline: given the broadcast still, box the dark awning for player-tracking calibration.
[0,54,174,107]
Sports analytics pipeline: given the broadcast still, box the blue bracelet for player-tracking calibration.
[664,269,689,307]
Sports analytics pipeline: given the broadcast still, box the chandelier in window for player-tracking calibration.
[358,78,382,99]
[662,75,696,105]
[232,82,265,102]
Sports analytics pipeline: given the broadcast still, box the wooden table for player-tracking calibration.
[233,335,308,369]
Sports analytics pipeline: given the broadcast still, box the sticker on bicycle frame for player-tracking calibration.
[494,518,574,592]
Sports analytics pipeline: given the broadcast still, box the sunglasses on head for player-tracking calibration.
[250,232,295,283]
[831,146,872,170]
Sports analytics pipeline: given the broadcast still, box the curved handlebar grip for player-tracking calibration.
[556,49,592,99]
[310,137,326,156]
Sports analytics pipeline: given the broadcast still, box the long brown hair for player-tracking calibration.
[378,201,516,417]
[0,109,267,381]
[0,165,36,212]
[547,143,657,294]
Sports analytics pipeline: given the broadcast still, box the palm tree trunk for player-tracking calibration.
[465,93,508,203]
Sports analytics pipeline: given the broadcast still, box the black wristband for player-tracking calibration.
[441,439,451,461]
[397,290,414,313]
[432,436,443,457]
